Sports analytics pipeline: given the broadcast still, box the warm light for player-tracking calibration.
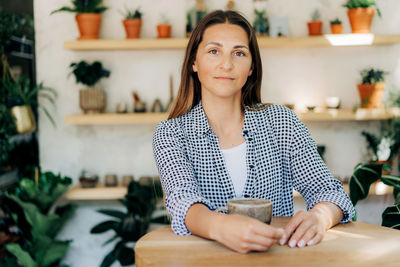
[325,34,375,46]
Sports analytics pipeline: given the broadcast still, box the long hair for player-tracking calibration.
[168,10,263,119]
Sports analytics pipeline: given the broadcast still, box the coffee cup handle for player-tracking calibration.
[215,206,227,213]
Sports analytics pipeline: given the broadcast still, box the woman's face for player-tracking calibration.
[193,23,253,101]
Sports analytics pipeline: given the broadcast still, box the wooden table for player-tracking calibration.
[135,217,400,267]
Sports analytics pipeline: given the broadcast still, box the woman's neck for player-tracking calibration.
[201,95,244,138]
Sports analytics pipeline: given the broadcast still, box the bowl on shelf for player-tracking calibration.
[325,97,341,109]
[79,170,99,188]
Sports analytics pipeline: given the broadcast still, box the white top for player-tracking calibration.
[220,142,247,197]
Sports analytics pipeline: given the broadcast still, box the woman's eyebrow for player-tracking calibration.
[205,42,249,50]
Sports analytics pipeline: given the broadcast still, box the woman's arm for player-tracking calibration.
[279,201,343,247]
[186,203,285,253]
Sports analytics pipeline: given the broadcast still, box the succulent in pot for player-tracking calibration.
[342,0,381,33]
[69,60,110,113]
[307,9,322,36]
[121,7,142,39]
[51,0,108,40]
[330,18,343,34]
[357,68,388,109]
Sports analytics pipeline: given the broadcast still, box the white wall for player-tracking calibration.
[34,0,399,265]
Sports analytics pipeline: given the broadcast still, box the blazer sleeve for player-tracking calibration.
[288,110,355,223]
[153,120,214,235]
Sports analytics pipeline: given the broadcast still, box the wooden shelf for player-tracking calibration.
[64,35,400,50]
[65,112,168,125]
[65,108,399,125]
[65,184,127,200]
[66,182,392,201]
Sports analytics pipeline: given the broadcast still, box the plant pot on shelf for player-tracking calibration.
[307,21,322,36]
[79,88,106,114]
[123,19,142,39]
[75,13,102,40]
[375,160,393,175]
[347,8,375,33]
[157,24,171,38]
[330,24,343,34]
[357,82,385,108]
[10,105,36,134]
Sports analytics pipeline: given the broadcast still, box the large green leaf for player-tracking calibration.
[100,249,117,267]
[91,220,119,234]
[5,243,36,267]
[97,209,126,220]
[349,163,382,206]
[381,174,400,203]
[6,195,69,238]
[382,204,400,230]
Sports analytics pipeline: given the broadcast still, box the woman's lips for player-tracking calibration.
[215,77,234,80]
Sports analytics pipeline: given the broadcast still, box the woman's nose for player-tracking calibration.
[219,54,234,70]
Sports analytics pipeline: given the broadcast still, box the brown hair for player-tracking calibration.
[168,10,263,119]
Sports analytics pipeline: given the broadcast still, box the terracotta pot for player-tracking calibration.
[357,82,385,108]
[347,8,375,33]
[157,24,171,38]
[330,24,343,34]
[123,19,142,39]
[375,160,392,175]
[79,88,106,114]
[307,21,323,36]
[75,13,102,40]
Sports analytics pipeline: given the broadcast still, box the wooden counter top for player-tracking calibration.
[135,216,400,267]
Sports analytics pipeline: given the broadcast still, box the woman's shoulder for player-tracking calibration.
[154,109,196,138]
[254,103,299,125]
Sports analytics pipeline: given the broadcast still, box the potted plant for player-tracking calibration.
[307,9,322,36]
[361,119,400,174]
[51,0,108,40]
[122,7,142,39]
[90,178,169,266]
[357,68,388,109]
[69,60,110,114]
[342,0,381,33]
[157,14,172,38]
[1,171,76,265]
[330,18,343,34]
[349,163,400,229]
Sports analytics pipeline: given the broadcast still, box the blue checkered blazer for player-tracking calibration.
[153,102,355,235]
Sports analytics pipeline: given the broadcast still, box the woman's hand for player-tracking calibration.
[279,202,343,248]
[211,213,285,254]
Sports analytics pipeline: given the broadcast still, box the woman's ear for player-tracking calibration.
[248,65,254,76]
[192,61,198,72]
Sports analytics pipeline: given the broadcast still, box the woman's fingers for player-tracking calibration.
[280,210,307,245]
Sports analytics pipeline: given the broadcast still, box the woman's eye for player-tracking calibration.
[234,51,245,57]
[208,49,218,55]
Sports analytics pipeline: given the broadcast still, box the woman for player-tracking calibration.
[153,10,354,254]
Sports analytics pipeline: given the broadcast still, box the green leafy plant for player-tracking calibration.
[330,18,342,25]
[253,10,268,35]
[2,77,57,127]
[311,9,321,21]
[51,0,108,15]
[360,68,388,84]
[90,179,169,267]
[349,163,400,229]
[342,0,382,17]
[122,7,142,19]
[1,171,75,266]
[361,119,400,171]
[69,60,110,87]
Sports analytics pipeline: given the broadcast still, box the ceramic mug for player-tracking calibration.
[216,198,273,224]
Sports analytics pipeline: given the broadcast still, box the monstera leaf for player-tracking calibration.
[349,163,382,206]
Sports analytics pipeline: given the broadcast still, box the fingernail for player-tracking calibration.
[279,235,286,245]
[289,239,296,248]
[307,240,314,246]
[297,240,305,247]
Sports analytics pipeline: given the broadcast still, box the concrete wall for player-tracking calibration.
[34,0,400,266]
